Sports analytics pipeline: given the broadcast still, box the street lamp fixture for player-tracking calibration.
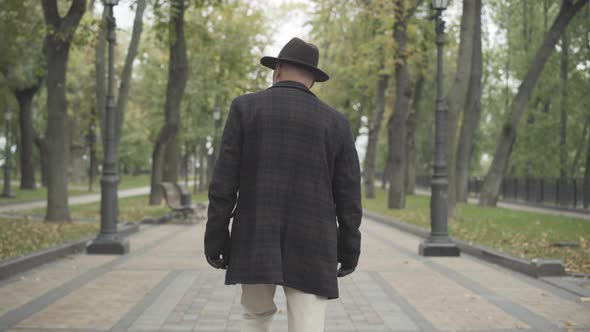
[2,108,14,198]
[419,0,459,257]
[87,0,129,255]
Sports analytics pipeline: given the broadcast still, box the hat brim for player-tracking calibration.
[261,56,330,82]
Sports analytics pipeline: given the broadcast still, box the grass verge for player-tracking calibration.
[363,189,590,275]
[1,191,208,260]
[0,218,98,260]
[68,195,170,221]
[0,175,152,205]
[68,191,208,221]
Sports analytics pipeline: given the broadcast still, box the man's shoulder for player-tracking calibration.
[231,89,350,127]
[315,98,349,124]
[231,91,260,105]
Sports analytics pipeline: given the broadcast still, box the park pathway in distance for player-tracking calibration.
[0,215,588,332]
[0,186,150,214]
[413,188,590,221]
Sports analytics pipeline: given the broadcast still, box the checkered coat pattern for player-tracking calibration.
[205,80,362,299]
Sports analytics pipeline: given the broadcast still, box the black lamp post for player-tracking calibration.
[2,107,14,198]
[88,0,129,255]
[419,0,460,257]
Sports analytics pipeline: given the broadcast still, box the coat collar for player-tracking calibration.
[269,80,316,97]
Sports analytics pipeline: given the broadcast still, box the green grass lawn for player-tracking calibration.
[0,218,98,260]
[0,185,89,204]
[0,175,152,205]
[363,189,590,274]
[68,194,171,222]
[1,191,208,260]
[27,191,208,222]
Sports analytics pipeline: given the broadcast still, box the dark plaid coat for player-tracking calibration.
[205,80,362,299]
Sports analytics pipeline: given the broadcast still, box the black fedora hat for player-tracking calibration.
[261,37,330,82]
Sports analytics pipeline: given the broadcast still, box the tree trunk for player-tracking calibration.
[199,138,207,191]
[522,0,530,54]
[163,134,180,182]
[405,74,424,195]
[456,0,483,203]
[382,153,391,190]
[41,0,86,221]
[34,136,48,187]
[584,124,590,208]
[444,0,476,216]
[149,126,173,205]
[95,5,107,139]
[479,0,588,206]
[207,139,215,186]
[115,0,146,145]
[544,0,549,33]
[182,140,190,187]
[88,128,98,191]
[387,0,413,209]
[559,29,568,183]
[88,106,98,191]
[149,0,187,204]
[572,118,589,178]
[45,44,71,221]
[14,82,41,189]
[353,95,366,140]
[364,74,389,199]
[505,14,512,113]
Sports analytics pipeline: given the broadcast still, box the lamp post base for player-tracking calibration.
[87,236,129,255]
[419,240,460,257]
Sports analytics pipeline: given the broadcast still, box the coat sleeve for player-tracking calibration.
[333,120,362,269]
[205,99,242,258]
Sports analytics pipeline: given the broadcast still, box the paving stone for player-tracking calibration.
[0,255,115,317]
[16,270,167,330]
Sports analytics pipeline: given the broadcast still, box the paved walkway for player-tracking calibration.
[0,187,150,214]
[0,216,588,332]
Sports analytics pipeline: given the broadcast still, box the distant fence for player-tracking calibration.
[415,175,589,211]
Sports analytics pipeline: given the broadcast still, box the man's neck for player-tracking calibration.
[274,77,313,89]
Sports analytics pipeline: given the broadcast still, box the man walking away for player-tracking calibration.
[205,37,362,332]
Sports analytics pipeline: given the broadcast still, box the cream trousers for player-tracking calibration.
[240,284,328,332]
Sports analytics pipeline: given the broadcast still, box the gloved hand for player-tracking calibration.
[337,264,354,277]
[206,254,229,270]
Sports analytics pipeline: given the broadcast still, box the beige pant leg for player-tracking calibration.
[283,286,328,332]
[241,284,277,332]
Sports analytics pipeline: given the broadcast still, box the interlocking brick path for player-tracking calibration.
[0,217,588,332]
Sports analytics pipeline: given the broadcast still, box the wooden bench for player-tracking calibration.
[160,182,194,219]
